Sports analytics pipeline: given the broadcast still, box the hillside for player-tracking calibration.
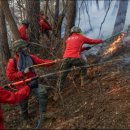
[3,33,130,129]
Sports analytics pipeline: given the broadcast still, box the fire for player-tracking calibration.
[103,33,125,56]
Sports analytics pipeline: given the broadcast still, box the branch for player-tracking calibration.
[78,0,84,27]
[98,0,112,37]
[16,0,25,10]
[84,1,93,31]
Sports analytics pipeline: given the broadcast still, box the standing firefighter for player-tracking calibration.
[0,80,37,130]
[18,20,30,41]
[39,11,52,38]
[6,39,57,121]
[57,26,103,88]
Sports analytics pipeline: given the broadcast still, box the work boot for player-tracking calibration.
[35,112,55,129]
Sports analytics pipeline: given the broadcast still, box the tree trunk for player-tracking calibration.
[26,0,40,43]
[55,0,59,22]
[111,0,119,16]
[26,0,40,53]
[45,0,49,18]
[0,8,11,74]
[0,0,20,40]
[112,0,128,35]
[63,0,76,50]
[53,0,60,37]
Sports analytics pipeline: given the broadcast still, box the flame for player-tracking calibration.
[103,33,125,56]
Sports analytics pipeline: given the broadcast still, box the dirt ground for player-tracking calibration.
[2,38,130,129]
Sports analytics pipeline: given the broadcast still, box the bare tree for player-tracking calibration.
[0,8,11,74]
[112,0,128,35]
[26,0,40,43]
[111,0,119,16]
[44,0,49,18]
[98,0,112,37]
[16,0,26,22]
[0,0,20,40]
[84,1,93,32]
[63,0,76,50]
[54,0,59,23]
[53,0,66,38]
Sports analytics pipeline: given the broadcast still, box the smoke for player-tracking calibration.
[75,0,130,39]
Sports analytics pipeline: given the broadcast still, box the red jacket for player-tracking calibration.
[18,24,29,41]
[39,16,52,31]
[6,54,54,90]
[63,33,103,58]
[0,86,30,130]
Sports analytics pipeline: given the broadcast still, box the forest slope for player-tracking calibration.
[3,34,130,129]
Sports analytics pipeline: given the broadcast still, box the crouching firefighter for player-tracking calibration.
[0,79,38,130]
[6,39,58,123]
[57,26,104,89]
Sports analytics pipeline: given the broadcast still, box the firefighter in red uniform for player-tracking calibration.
[0,79,38,130]
[57,26,104,88]
[18,20,30,41]
[39,11,52,38]
[6,39,58,121]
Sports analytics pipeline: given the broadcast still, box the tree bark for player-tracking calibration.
[53,0,62,37]
[0,0,20,40]
[63,0,76,50]
[45,0,49,18]
[55,0,59,22]
[26,0,40,43]
[0,8,11,74]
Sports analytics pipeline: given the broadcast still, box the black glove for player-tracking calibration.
[28,78,38,90]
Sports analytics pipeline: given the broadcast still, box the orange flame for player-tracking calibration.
[103,33,125,56]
